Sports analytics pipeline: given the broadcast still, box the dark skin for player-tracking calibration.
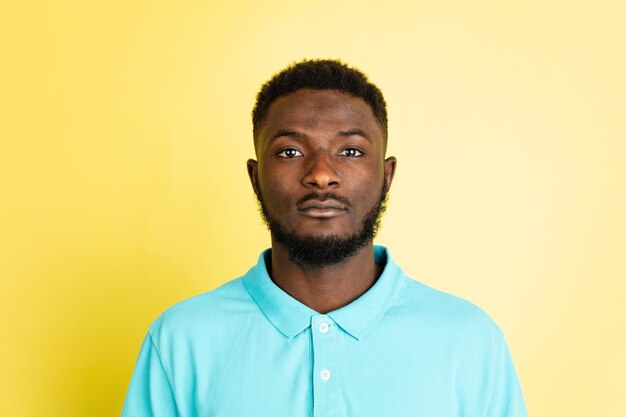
[247,89,397,313]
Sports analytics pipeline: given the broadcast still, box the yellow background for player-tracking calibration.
[3,1,625,416]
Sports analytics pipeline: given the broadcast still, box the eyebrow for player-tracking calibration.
[270,130,308,141]
[269,128,371,142]
[336,129,371,142]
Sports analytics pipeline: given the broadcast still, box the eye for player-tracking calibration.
[338,148,363,157]
[276,148,303,158]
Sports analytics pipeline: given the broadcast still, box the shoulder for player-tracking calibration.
[393,276,505,344]
[148,278,254,342]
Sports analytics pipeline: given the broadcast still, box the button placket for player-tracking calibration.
[311,315,340,417]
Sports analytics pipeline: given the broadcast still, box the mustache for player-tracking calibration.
[296,192,353,209]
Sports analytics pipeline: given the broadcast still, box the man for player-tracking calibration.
[121,59,528,417]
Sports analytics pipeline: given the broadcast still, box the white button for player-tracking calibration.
[318,322,329,333]
[320,369,331,381]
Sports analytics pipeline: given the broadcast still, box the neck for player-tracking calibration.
[268,241,383,314]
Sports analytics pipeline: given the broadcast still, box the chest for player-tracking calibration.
[175,326,468,417]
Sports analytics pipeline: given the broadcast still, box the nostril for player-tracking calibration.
[303,170,341,188]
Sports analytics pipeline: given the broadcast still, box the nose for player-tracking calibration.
[301,152,340,189]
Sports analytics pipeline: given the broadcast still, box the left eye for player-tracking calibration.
[339,148,363,157]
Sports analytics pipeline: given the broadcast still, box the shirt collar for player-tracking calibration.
[242,245,406,340]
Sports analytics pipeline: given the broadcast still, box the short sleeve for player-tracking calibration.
[486,334,529,417]
[121,332,180,417]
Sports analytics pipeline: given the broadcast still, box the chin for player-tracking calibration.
[292,225,356,240]
[292,231,350,242]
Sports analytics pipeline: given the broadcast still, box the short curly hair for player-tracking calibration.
[252,59,388,147]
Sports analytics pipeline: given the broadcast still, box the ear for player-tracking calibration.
[383,156,397,193]
[247,159,259,196]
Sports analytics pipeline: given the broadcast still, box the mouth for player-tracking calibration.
[297,200,347,218]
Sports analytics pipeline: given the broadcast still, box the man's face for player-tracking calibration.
[248,88,396,268]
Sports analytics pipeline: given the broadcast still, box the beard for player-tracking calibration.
[256,187,388,270]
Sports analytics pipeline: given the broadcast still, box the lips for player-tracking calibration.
[298,199,347,218]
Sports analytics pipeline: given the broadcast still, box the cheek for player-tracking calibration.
[345,164,385,195]
[258,171,295,211]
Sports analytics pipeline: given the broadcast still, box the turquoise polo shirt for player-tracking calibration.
[121,246,528,417]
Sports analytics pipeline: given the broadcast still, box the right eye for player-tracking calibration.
[276,148,303,158]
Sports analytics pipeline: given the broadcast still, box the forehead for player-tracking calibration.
[258,89,383,142]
